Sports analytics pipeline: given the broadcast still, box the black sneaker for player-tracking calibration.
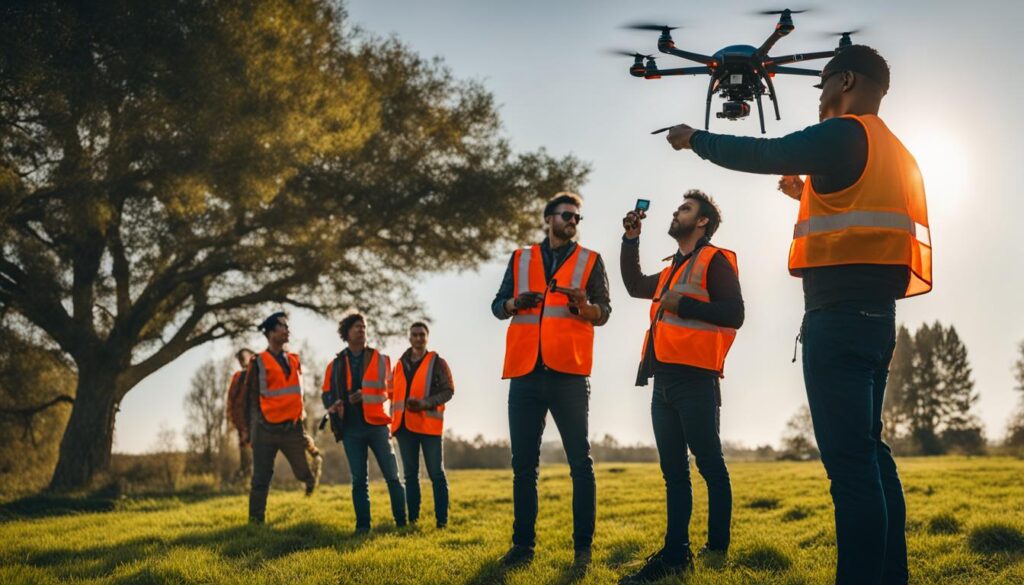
[354,525,370,535]
[499,544,535,567]
[436,522,447,529]
[573,547,592,570]
[618,548,693,584]
[696,543,728,557]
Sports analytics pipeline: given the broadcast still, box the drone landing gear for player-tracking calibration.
[703,77,716,130]
[754,91,765,134]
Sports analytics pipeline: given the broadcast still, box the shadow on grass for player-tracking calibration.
[463,557,510,585]
[23,519,374,580]
[0,495,117,521]
[0,490,241,522]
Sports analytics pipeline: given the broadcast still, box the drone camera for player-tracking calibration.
[717,101,751,120]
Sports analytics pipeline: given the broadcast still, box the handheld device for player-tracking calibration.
[635,198,650,211]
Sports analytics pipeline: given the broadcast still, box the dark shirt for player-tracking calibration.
[329,349,368,431]
[620,236,744,385]
[396,349,455,432]
[491,237,612,325]
[269,349,291,378]
[691,118,909,310]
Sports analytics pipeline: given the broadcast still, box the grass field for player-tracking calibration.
[1,457,1023,584]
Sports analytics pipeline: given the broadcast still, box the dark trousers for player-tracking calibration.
[341,423,406,528]
[395,427,449,525]
[508,368,595,551]
[248,422,314,521]
[802,306,907,585]
[651,373,732,561]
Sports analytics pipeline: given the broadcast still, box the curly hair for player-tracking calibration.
[338,313,365,342]
[683,189,723,239]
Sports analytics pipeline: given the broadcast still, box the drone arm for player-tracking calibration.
[756,30,786,57]
[654,66,713,77]
[660,47,718,66]
[766,51,835,66]
[768,66,821,77]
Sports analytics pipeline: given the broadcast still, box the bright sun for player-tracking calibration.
[902,130,969,203]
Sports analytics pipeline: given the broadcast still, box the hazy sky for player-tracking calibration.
[115,0,1024,452]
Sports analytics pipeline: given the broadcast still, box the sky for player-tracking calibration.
[114,0,1024,453]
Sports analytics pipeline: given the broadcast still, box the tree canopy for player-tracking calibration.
[0,0,587,490]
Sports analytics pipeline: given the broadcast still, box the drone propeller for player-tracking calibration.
[755,8,810,15]
[623,23,681,33]
[607,49,655,60]
[820,29,864,37]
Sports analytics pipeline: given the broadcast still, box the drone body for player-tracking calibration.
[621,10,856,134]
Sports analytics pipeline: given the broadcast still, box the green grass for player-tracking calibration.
[1,457,1023,584]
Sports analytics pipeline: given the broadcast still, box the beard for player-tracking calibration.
[553,223,576,241]
[668,220,695,239]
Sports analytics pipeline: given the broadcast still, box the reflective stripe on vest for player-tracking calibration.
[502,244,598,378]
[255,352,304,424]
[788,114,932,297]
[391,352,444,435]
[647,245,738,375]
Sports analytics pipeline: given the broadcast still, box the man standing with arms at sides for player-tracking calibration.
[391,321,454,529]
[491,192,612,570]
[664,46,931,585]
[227,348,256,482]
[244,312,316,524]
[322,313,406,533]
[616,191,744,583]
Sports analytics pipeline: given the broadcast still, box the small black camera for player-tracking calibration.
[717,101,751,120]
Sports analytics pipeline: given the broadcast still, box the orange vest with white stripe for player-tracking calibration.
[644,245,738,376]
[788,114,932,297]
[255,351,304,424]
[324,349,393,426]
[502,243,599,378]
[391,352,445,436]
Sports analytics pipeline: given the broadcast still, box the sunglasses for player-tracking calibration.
[813,69,844,90]
[557,211,583,223]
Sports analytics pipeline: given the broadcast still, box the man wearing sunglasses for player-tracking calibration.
[491,191,611,570]
[663,46,931,585]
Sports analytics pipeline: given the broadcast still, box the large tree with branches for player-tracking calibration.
[0,0,587,490]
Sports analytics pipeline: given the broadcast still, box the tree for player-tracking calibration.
[0,321,75,494]
[779,405,818,461]
[935,325,984,453]
[1,1,587,490]
[183,359,229,473]
[886,321,985,455]
[1006,340,1024,447]
[882,325,914,444]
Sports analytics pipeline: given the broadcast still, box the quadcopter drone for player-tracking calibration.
[617,9,857,134]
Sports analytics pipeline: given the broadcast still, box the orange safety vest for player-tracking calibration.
[788,114,932,297]
[643,245,739,376]
[503,244,599,378]
[390,352,445,436]
[323,349,393,426]
[255,351,304,424]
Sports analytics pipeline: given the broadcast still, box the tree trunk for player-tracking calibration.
[48,366,119,491]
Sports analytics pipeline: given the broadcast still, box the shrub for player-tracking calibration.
[967,521,1024,554]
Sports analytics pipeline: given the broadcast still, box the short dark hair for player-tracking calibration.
[338,313,365,341]
[257,312,287,335]
[409,321,430,333]
[235,348,255,361]
[684,189,723,239]
[543,191,583,218]
[822,45,890,93]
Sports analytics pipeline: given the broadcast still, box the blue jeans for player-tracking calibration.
[802,305,907,585]
[508,369,595,550]
[395,427,449,525]
[341,423,406,528]
[651,373,731,561]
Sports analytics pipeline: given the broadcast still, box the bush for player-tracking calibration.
[927,512,961,535]
[967,521,1024,554]
[747,497,781,510]
[733,542,792,571]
